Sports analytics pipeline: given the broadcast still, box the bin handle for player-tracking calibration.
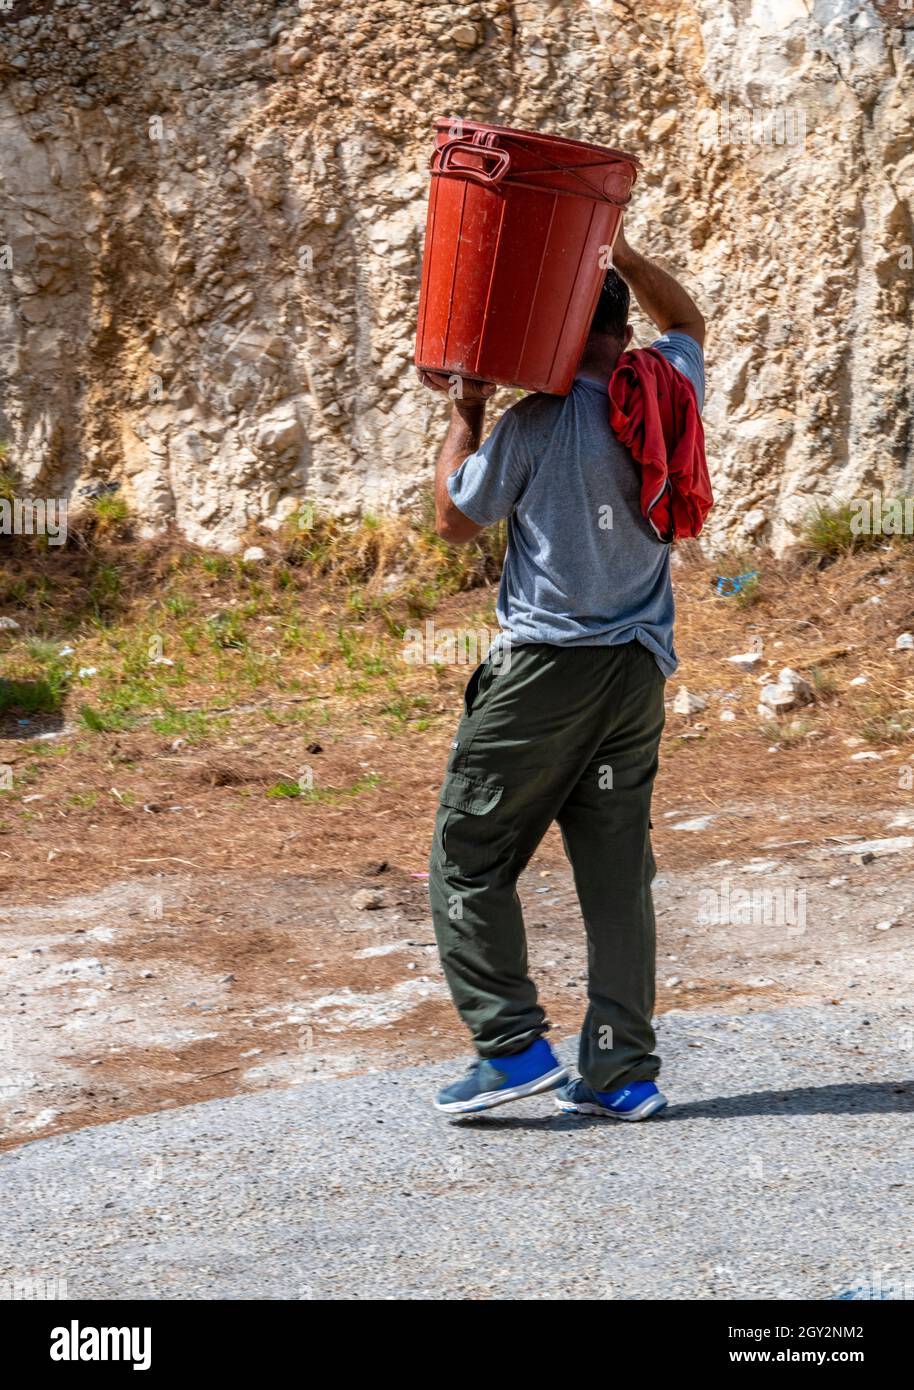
[435,136,511,187]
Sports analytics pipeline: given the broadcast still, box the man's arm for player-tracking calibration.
[419,371,495,544]
[612,225,706,347]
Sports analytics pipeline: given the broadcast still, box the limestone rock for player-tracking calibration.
[759,668,814,716]
[0,3,910,549]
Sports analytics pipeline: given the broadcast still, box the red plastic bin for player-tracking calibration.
[415,119,639,396]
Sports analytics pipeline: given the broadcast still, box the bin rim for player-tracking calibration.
[431,117,641,172]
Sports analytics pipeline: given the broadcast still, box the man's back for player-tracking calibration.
[446,331,705,677]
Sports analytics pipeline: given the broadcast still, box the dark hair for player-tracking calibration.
[590,268,630,340]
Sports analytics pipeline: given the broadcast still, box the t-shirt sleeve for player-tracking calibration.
[650,331,706,412]
[446,406,531,526]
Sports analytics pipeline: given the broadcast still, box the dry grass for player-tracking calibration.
[669,541,914,753]
[2,507,913,876]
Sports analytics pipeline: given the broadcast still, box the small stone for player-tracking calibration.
[849,751,881,762]
[0,616,21,632]
[726,651,762,670]
[352,889,386,910]
[758,667,813,715]
[242,545,267,563]
[672,687,708,716]
[895,632,914,650]
[450,22,479,48]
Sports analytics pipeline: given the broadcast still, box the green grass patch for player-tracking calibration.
[266,772,380,803]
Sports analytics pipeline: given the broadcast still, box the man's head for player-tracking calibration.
[590,268,632,344]
[579,267,633,376]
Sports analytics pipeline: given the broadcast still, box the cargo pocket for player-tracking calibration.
[439,770,504,815]
[436,771,505,876]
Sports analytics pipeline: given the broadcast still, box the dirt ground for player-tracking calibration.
[2,544,914,1149]
[2,707,913,1150]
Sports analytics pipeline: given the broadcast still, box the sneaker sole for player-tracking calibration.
[555,1093,668,1121]
[435,1064,571,1115]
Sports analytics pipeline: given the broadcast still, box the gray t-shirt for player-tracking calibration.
[447,332,705,677]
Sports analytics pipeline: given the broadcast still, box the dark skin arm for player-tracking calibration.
[418,371,496,543]
[611,224,706,347]
[419,222,704,544]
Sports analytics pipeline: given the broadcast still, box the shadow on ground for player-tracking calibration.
[451,1079,914,1130]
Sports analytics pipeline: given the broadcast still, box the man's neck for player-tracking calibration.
[577,337,625,382]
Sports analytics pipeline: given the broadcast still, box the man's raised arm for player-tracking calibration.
[612,226,706,347]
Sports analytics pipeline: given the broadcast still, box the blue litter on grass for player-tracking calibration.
[712,570,758,596]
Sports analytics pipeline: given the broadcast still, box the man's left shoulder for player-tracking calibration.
[649,332,705,410]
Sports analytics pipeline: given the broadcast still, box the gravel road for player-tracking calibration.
[2,1004,912,1300]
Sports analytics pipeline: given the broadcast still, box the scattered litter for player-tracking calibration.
[711,570,758,596]
[849,751,881,762]
[726,651,763,671]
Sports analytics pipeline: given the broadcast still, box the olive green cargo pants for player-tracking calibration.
[428,640,665,1093]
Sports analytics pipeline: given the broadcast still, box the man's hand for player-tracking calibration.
[609,218,706,348]
[419,370,492,544]
[417,368,497,403]
[611,220,634,273]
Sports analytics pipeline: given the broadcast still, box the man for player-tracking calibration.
[420,224,706,1120]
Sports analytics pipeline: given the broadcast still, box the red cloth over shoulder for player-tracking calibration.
[607,346,713,541]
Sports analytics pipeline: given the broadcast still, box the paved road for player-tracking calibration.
[2,1005,912,1300]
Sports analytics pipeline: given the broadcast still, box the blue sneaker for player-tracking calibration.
[435,1039,569,1115]
[555,1077,667,1120]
